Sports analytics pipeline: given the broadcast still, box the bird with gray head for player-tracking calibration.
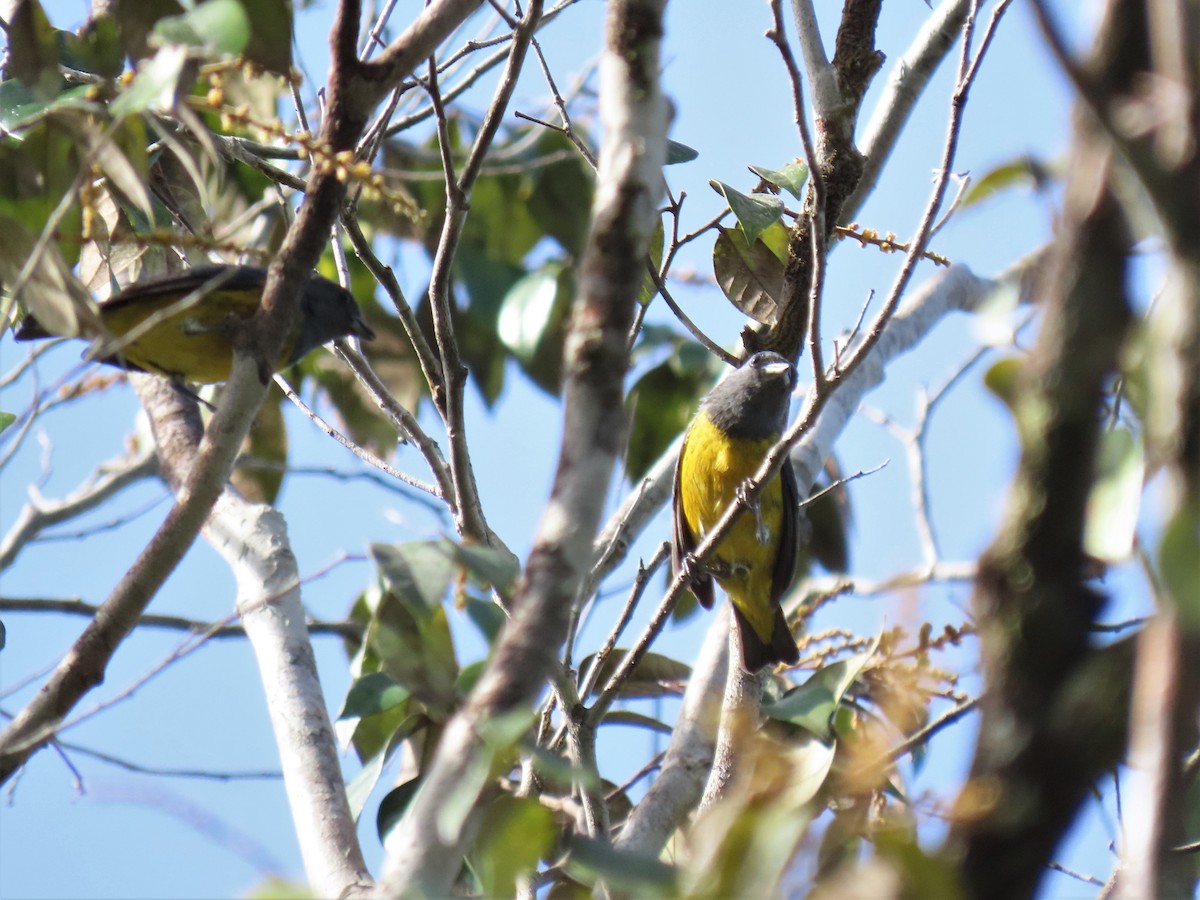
[701,350,797,440]
[673,351,803,671]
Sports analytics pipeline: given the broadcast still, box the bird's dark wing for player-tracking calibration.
[771,453,802,606]
[94,265,267,317]
[672,436,714,609]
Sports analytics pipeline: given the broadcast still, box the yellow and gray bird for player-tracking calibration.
[13,264,375,384]
[672,351,801,671]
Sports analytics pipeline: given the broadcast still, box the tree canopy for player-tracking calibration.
[1,0,1197,897]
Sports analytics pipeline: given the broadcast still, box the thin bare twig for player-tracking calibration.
[48,737,284,781]
[0,447,159,572]
[274,373,443,499]
[571,542,670,729]
[0,597,363,641]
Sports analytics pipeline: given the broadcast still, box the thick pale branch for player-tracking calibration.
[148,378,372,896]
[376,1,668,893]
[789,0,840,120]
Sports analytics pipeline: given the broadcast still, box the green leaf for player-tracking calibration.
[110,44,188,117]
[762,642,877,740]
[456,659,487,696]
[874,827,966,898]
[1160,501,1200,629]
[682,735,826,897]
[241,0,293,74]
[7,0,62,98]
[565,836,678,894]
[368,596,457,713]
[1084,427,1144,563]
[527,131,595,255]
[370,541,458,613]
[983,356,1022,411]
[497,262,572,395]
[305,352,400,457]
[0,80,92,133]
[757,220,790,264]
[709,179,784,247]
[153,0,250,57]
[339,672,411,720]
[463,171,543,264]
[364,558,459,715]
[110,0,185,60]
[748,160,809,200]
[498,264,562,364]
[437,746,495,844]
[477,706,538,751]
[782,734,840,806]
[453,246,523,406]
[712,225,785,326]
[0,214,94,338]
[472,796,558,898]
[0,412,16,436]
[231,390,287,504]
[961,155,1053,211]
[598,709,672,734]
[78,117,154,232]
[527,745,602,791]
[464,597,506,646]
[455,543,520,596]
[666,140,699,165]
[805,460,852,573]
[431,706,537,842]
[344,708,424,820]
[376,778,421,844]
[577,650,690,699]
[638,216,666,306]
[343,707,427,770]
[816,804,866,877]
[344,742,390,820]
[58,15,124,78]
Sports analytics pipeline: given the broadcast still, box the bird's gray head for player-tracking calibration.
[292,275,376,363]
[701,351,796,439]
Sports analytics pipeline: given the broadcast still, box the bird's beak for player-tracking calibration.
[352,316,376,341]
[762,361,793,379]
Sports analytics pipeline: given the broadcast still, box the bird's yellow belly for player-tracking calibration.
[97,292,292,383]
[679,414,783,640]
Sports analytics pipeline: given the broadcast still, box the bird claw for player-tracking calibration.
[180,316,215,336]
[685,552,728,580]
[736,484,769,544]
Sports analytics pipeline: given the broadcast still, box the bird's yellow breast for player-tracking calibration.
[678,411,784,640]
[95,289,295,383]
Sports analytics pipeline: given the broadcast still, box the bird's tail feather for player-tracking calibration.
[730,602,799,672]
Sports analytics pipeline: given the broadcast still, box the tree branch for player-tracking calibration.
[842,0,972,223]
[0,446,158,572]
[376,1,668,893]
[943,7,1137,888]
